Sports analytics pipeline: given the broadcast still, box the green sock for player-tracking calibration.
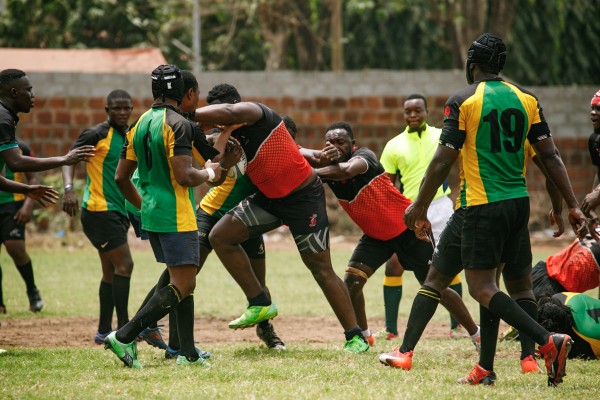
[383,275,403,335]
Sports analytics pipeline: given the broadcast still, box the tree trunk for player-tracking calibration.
[329,0,343,71]
[489,0,516,40]
[445,0,516,69]
[257,0,293,70]
[293,1,319,70]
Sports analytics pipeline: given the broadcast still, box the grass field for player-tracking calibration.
[1,236,598,399]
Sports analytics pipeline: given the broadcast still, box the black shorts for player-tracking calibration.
[127,211,148,240]
[502,230,533,281]
[148,231,199,267]
[229,177,329,253]
[197,208,265,259]
[81,209,130,253]
[0,201,25,242]
[350,229,433,281]
[531,260,565,299]
[434,200,532,276]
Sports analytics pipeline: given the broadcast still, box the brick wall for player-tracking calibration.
[18,71,598,232]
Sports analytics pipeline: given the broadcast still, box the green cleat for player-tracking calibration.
[228,304,278,330]
[344,335,370,353]
[104,331,142,369]
[176,355,210,366]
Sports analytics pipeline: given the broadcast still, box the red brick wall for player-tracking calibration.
[18,94,593,232]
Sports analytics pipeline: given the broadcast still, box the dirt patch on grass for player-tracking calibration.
[0,314,489,349]
[3,232,557,350]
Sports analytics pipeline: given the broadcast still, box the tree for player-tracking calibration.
[441,0,516,68]
[0,0,158,49]
[0,0,598,85]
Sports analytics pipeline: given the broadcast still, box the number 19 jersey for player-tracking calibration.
[440,78,551,207]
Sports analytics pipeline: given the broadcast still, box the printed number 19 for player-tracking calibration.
[482,108,525,153]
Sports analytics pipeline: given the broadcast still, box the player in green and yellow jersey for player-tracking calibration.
[62,90,135,345]
[381,33,586,387]
[132,75,241,360]
[539,292,600,360]
[106,65,236,369]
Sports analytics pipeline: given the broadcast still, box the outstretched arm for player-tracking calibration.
[193,102,263,129]
[0,176,58,207]
[315,157,368,181]
[2,145,95,172]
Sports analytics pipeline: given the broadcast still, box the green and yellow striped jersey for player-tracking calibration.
[440,78,551,207]
[72,120,127,215]
[124,105,196,233]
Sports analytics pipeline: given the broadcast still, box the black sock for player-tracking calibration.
[176,294,197,361]
[112,274,131,329]
[138,284,157,329]
[400,285,441,353]
[138,268,170,330]
[168,308,179,350]
[479,305,499,371]
[98,281,114,333]
[117,284,181,343]
[257,286,272,328]
[248,290,270,307]
[16,260,36,293]
[344,326,363,341]
[258,320,270,328]
[488,292,548,345]
[516,298,538,359]
[449,282,462,329]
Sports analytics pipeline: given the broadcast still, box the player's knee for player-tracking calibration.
[114,261,133,276]
[384,258,404,276]
[172,279,196,298]
[344,266,368,294]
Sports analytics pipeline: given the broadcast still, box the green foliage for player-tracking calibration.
[0,0,598,84]
[505,0,600,85]
[0,0,158,49]
[344,0,453,70]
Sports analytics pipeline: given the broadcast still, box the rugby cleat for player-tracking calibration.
[457,364,496,385]
[539,333,573,386]
[228,303,278,329]
[379,348,413,370]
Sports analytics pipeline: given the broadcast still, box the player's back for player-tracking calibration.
[446,78,544,206]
